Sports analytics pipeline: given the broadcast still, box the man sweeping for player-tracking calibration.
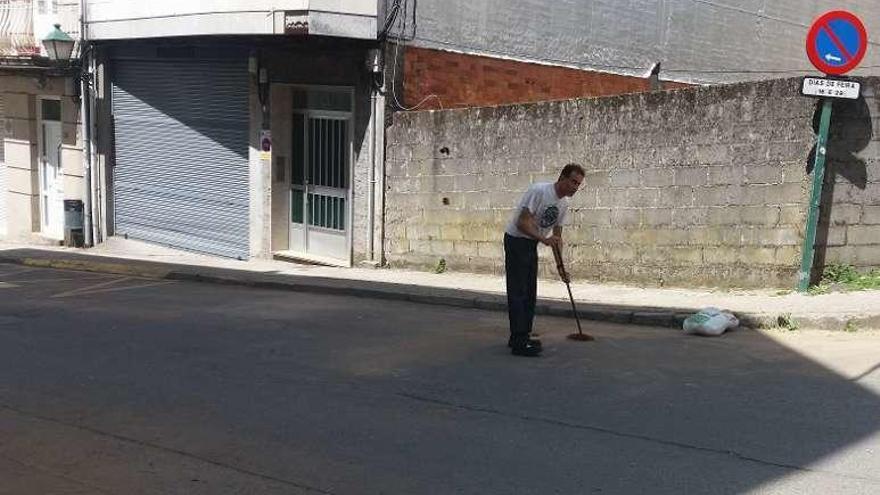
[504,163,585,357]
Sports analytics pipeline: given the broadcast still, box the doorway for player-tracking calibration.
[287,87,353,264]
[38,97,63,240]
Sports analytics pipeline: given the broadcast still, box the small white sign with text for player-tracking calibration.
[801,77,861,100]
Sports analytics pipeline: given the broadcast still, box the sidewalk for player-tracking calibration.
[1,237,878,331]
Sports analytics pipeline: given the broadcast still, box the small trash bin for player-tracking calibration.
[63,199,84,247]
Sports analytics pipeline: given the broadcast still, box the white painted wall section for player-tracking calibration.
[85,0,377,40]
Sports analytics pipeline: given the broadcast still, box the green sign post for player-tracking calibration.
[797,98,832,292]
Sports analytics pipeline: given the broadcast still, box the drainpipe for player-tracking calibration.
[89,52,99,243]
[368,85,377,262]
[366,47,384,264]
[79,0,93,246]
[376,89,386,266]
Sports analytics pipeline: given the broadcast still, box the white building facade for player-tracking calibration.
[81,0,386,265]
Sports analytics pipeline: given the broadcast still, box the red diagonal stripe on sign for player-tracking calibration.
[821,22,854,62]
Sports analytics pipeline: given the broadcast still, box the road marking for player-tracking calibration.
[75,281,175,297]
[0,282,20,289]
[51,279,175,298]
[0,267,38,277]
[3,276,116,284]
[50,277,131,298]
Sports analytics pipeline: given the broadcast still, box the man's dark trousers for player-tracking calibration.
[504,233,538,342]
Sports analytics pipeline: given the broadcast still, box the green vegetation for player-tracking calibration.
[776,313,799,332]
[809,263,880,294]
[434,258,447,274]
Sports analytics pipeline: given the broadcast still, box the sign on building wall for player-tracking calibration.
[260,129,272,160]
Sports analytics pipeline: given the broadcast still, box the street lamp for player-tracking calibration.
[42,24,75,64]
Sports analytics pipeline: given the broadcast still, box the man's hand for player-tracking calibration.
[542,235,563,250]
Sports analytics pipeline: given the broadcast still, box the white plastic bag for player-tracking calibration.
[683,307,739,336]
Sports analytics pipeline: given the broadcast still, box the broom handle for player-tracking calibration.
[565,281,584,335]
[551,244,566,281]
[553,245,583,335]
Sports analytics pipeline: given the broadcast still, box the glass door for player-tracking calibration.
[289,88,352,262]
[39,98,63,240]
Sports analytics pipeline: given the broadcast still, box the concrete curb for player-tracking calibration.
[1,254,874,332]
[16,257,172,279]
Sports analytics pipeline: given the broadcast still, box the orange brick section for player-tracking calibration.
[402,46,692,110]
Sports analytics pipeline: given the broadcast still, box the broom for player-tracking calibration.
[552,244,595,342]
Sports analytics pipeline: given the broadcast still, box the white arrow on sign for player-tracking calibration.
[825,53,842,62]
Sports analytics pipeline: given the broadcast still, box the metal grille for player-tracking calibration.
[307,193,345,231]
[111,58,250,259]
[307,117,347,231]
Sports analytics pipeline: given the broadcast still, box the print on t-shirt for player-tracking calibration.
[540,205,559,228]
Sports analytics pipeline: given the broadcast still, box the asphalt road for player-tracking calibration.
[2,263,880,494]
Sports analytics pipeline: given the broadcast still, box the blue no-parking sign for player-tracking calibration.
[806,10,867,75]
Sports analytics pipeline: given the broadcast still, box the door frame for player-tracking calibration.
[36,95,63,240]
[283,84,355,266]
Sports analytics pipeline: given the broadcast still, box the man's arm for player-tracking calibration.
[516,208,549,244]
[516,209,563,247]
[516,208,562,247]
[551,226,570,283]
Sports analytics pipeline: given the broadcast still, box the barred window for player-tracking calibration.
[37,0,57,14]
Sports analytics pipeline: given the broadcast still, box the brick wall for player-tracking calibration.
[401,46,691,110]
[384,77,880,289]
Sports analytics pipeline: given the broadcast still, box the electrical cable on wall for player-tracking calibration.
[386,0,443,111]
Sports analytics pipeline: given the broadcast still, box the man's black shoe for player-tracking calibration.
[508,336,542,348]
[510,340,542,357]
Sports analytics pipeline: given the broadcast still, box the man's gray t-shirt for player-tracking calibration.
[505,182,569,239]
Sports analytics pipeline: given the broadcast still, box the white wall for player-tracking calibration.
[85,0,377,40]
[396,0,880,85]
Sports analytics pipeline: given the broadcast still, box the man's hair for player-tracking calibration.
[559,163,586,180]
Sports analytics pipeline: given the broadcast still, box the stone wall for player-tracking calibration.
[384,77,880,288]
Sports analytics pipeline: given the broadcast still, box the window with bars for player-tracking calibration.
[290,117,348,231]
[290,88,352,233]
[37,0,57,14]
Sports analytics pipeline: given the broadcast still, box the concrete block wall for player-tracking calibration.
[384,77,880,288]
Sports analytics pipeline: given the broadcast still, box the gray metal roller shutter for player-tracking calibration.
[112,58,250,259]
[0,94,7,238]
